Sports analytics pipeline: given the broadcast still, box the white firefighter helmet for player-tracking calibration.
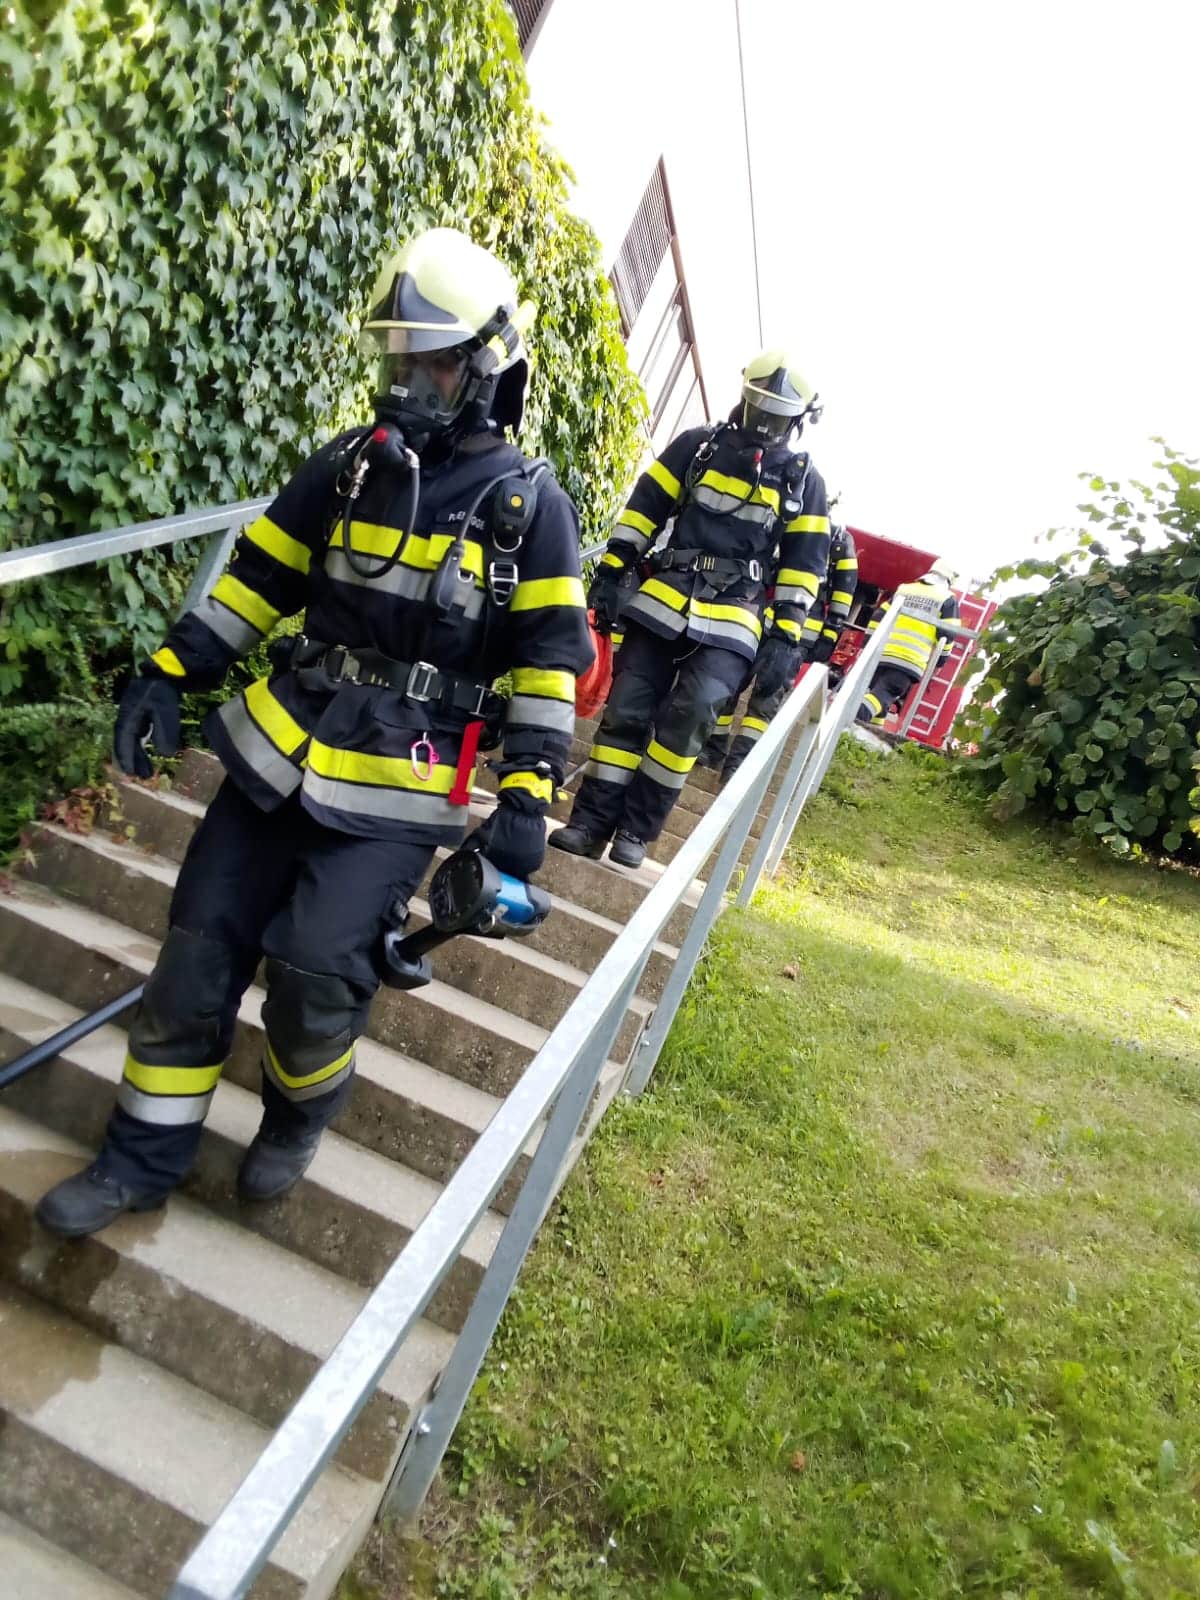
[362,227,533,439]
[926,557,957,589]
[740,350,822,442]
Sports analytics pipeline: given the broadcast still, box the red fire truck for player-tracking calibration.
[828,526,996,750]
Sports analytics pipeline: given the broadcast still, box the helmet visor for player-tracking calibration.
[369,341,473,425]
[741,398,795,440]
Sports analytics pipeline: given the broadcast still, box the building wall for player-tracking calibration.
[525,0,761,432]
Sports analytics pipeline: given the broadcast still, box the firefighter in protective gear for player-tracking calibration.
[700,521,856,779]
[37,228,593,1238]
[550,352,830,869]
[856,560,960,724]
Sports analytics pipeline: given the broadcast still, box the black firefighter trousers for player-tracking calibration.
[568,622,748,843]
[98,780,434,1194]
[857,663,921,724]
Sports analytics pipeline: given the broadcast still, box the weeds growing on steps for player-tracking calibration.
[348,740,1200,1600]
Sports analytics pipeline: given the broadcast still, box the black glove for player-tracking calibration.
[810,627,840,665]
[587,565,624,635]
[113,672,182,778]
[754,631,803,700]
[466,788,547,879]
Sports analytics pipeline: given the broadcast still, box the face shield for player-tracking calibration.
[361,326,476,439]
[741,397,796,441]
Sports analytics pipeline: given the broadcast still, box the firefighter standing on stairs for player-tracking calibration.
[699,519,857,781]
[37,228,592,1238]
[856,559,960,724]
[550,351,830,871]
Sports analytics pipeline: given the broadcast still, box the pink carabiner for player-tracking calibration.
[410,736,440,783]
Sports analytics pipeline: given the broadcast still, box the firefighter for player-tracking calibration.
[856,559,960,724]
[36,228,592,1237]
[549,352,830,870]
[700,520,857,780]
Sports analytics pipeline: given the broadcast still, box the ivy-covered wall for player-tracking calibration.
[0,0,645,842]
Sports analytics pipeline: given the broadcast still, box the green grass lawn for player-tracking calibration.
[350,742,1200,1600]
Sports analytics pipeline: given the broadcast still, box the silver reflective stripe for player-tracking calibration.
[324,550,486,622]
[639,753,690,791]
[302,769,464,827]
[218,697,304,797]
[625,592,688,635]
[686,615,760,654]
[740,724,766,743]
[262,1048,356,1104]
[775,583,813,606]
[191,594,263,654]
[691,485,776,526]
[117,1082,215,1126]
[613,526,652,556]
[584,759,637,787]
[506,695,576,734]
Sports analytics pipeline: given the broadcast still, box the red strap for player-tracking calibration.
[449,719,485,806]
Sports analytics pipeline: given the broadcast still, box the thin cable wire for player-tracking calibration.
[734,0,764,346]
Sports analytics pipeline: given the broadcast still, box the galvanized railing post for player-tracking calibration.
[735,690,824,908]
[382,963,648,1523]
[180,525,240,614]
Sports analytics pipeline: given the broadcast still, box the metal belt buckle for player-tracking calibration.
[748,560,763,582]
[488,559,518,607]
[469,683,493,717]
[697,554,717,572]
[328,647,360,684]
[406,661,437,703]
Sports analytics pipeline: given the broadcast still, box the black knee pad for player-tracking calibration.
[131,925,239,1063]
[262,960,372,1075]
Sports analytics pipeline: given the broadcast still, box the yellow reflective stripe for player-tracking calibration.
[151,647,186,677]
[836,557,857,570]
[330,523,485,581]
[511,667,575,702]
[785,514,831,534]
[499,771,554,803]
[831,589,854,607]
[210,574,282,635]
[802,614,823,635]
[510,576,586,612]
[715,713,734,728]
[307,739,459,794]
[698,469,780,512]
[645,738,692,774]
[641,577,688,611]
[244,514,311,575]
[743,715,770,734]
[885,645,927,667]
[611,631,625,647]
[691,598,763,631]
[601,551,626,568]
[123,1055,224,1097]
[647,460,682,500]
[267,1040,354,1091]
[864,692,883,716]
[775,616,803,641]
[618,508,657,536]
[895,618,938,642]
[776,568,820,596]
[589,743,640,771]
[244,677,308,755]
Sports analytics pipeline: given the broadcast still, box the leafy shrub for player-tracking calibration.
[960,446,1200,858]
[0,0,645,845]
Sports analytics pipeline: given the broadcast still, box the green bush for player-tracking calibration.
[959,446,1200,859]
[0,0,644,844]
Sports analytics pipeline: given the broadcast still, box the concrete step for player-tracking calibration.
[0,1283,374,1600]
[0,1104,452,1481]
[0,965,535,1215]
[18,830,647,1090]
[0,1509,142,1600]
[0,899,503,1321]
[106,781,678,1001]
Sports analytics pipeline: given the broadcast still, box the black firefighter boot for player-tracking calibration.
[237,1124,323,1202]
[548,824,608,859]
[608,830,647,869]
[36,1161,167,1238]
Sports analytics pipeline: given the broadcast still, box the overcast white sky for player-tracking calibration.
[735,0,1198,585]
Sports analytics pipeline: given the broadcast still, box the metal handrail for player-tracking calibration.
[167,605,909,1600]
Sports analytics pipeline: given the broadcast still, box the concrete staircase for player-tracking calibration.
[0,712,787,1598]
